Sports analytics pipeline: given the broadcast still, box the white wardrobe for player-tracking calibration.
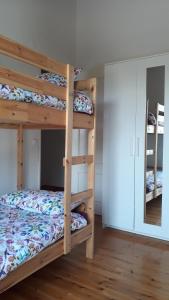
[103,54,169,240]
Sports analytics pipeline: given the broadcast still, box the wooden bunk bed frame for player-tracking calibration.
[0,35,96,293]
[145,102,164,203]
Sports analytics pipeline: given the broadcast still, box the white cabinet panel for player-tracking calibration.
[103,54,169,240]
[0,129,41,195]
[103,61,137,230]
[0,130,17,194]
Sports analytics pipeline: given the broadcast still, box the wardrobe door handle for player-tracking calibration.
[136,137,140,157]
[130,138,135,157]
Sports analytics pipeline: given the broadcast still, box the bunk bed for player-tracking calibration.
[0,35,96,293]
[145,102,164,203]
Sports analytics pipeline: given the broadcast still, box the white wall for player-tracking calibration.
[76,0,169,74]
[3,0,169,212]
[0,0,76,194]
[76,0,169,214]
[0,0,76,64]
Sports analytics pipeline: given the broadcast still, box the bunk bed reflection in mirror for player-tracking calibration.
[144,66,165,226]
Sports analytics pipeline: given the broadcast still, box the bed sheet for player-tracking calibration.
[0,83,93,115]
[0,203,87,280]
[146,170,163,193]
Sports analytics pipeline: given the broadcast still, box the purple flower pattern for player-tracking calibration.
[0,203,87,280]
[0,67,93,115]
[0,190,80,215]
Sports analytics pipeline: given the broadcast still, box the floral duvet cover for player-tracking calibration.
[0,83,93,115]
[146,170,163,193]
[0,203,87,280]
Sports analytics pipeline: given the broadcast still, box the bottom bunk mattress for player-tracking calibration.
[0,203,87,280]
[146,170,163,193]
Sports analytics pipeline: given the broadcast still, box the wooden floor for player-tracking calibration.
[2,216,169,300]
[145,196,162,226]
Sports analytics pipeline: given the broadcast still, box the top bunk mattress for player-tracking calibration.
[0,84,93,115]
[146,170,163,193]
[0,69,94,115]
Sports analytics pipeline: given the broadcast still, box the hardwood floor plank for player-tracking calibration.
[145,197,162,226]
[2,216,169,300]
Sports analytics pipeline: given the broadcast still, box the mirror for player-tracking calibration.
[144,66,165,226]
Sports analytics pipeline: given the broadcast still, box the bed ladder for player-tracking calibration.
[64,70,96,258]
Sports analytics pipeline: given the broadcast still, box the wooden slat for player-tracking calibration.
[146,187,162,203]
[75,78,96,93]
[0,66,67,100]
[73,112,94,129]
[154,103,160,200]
[86,78,97,259]
[158,126,164,134]
[146,191,154,203]
[71,189,93,204]
[158,115,164,123]
[146,169,154,178]
[75,79,92,91]
[23,113,94,130]
[0,223,91,294]
[5,219,169,300]
[71,224,92,248]
[64,64,74,255]
[0,34,67,76]
[147,125,155,134]
[158,103,164,112]
[155,187,162,197]
[0,99,66,126]
[0,99,94,129]
[0,240,63,294]
[147,125,164,134]
[146,149,154,156]
[71,155,93,165]
[63,155,93,166]
[17,125,23,190]
[0,123,19,129]
[144,100,149,220]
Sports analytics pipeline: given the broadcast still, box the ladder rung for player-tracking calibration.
[146,170,154,178]
[72,155,93,165]
[71,189,93,204]
[158,103,164,113]
[146,149,154,156]
[158,115,164,123]
[63,155,93,166]
[71,224,92,248]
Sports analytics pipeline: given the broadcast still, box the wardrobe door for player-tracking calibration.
[135,54,169,239]
[103,61,137,230]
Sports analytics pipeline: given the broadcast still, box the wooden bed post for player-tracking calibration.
[17,124,24,190]
[86,78,96,259]
[0,34,97,293]
[64,64,74,254]
[154,103,160,198]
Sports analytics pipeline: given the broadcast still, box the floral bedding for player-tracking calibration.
[38,67,82,85]
[146,170,163,193]
[0,190,80,216]
[148,112,156,126]
[0,203,87,280]
[0,68,94,115]
[148,111,164,127]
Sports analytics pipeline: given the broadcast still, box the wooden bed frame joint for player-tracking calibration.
[0,35,96,293]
